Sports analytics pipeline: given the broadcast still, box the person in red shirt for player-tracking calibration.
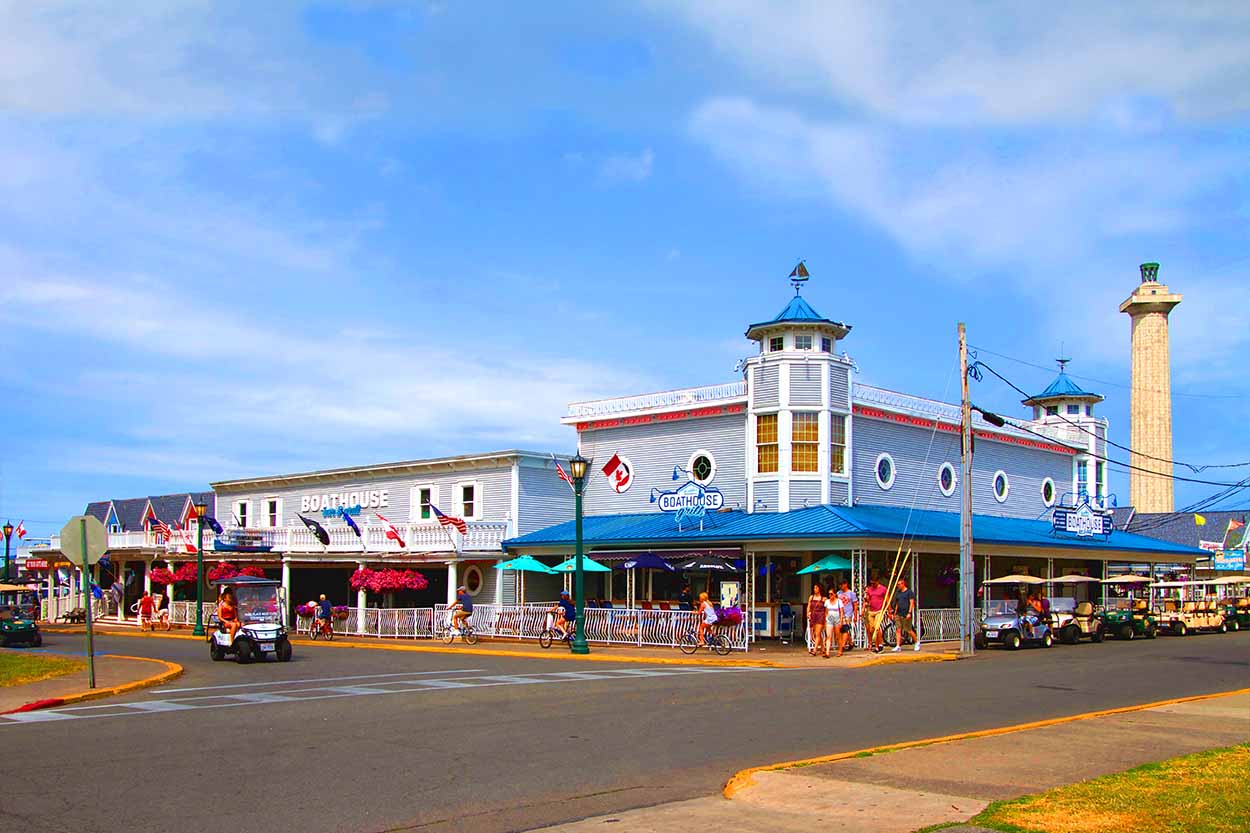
[138,592,155,631]
[864,574,889,654]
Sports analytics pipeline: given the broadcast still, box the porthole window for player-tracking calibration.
[993,470,1010,503]
[937,462,957,497]
[875,453,896,490]
[688,449,717,484]
[1041,477,1056,507]
[463,565,484,597]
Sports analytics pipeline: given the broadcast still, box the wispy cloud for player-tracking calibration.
[599,148,654,183]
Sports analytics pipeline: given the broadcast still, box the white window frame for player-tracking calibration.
[820,337,833,353]
[411,483,440,524]
[992,470,1010,503]
[234,500,253,528]
[462,564,484,597]
[1040,477,1057,507]
[794,334,813,351]
[829,414,847,476]
[456,480,483,521]
[687,449,717,485]
[937,462,957,497]
[264,496,283,528]
[790,411,820,474]
[768,335,784,353]
[874,453,896,491]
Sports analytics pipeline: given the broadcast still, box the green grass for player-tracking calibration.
[0,652,85,687]
[969,744,1250,833]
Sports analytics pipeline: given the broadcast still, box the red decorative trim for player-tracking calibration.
[577,403,747,433]
[853,405,1075,455]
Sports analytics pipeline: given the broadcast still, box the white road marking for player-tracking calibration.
[0,667,766,727]
[157,668,486,694]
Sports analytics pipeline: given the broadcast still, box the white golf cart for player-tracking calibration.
[1152,581,1227,636]
[208,576,293,663]
[977,575,1054,650]
[1046,575,1104,644]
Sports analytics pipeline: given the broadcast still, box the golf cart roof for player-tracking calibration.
[983,574,1047,585]
[1047,575,1099,584]
[1101,575,1153,584]
[209,576,282,587]
[1207,576,1249,586]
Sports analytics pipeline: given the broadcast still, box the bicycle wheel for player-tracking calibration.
[713,634,732,656]
[325,626,333,641]
[462,627,479,645]
[440,626,455,645]
[539,630,553,649]
[678,632,699,655]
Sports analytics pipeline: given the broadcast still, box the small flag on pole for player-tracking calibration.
[299,514,331,546]
[1194,514,1206,526]
[552,454,574,491]
[341,510,362,538]
[204,516,224,535]
[374,513,405,548]
[15,521,27,539]
[432,505,467,535]
[150,517,173,538]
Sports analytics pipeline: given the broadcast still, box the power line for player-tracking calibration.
[973,360,1250,474]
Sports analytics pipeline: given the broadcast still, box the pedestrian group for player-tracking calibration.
[807,574,919,657]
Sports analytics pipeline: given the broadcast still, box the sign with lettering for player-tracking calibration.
[23,558,49,571]
[1211,549,1247,571]
[651,480,724,525]
[300,490,388,518]
[1052,502,1113,538]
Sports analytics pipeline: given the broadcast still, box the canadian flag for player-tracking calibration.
[601,453,633,494]
[15,521,27,539]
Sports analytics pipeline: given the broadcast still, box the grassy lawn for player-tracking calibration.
[970,743,1250,833]
[0,652,85,687]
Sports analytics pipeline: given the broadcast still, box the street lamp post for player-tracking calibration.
[2,522,12,584]
[568,454,590,655]
[191,503,208,637]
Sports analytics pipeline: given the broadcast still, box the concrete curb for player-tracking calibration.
[722,685,1250,798]
[0,654,183,715]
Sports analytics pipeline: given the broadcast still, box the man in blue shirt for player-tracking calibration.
[548,590,576,639]
[448,586,473,633]
[315,594,333,635]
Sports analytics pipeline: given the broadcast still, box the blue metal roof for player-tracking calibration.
[504,504,1204,558]
[1023,371,1102,404]
[746,294,851,336]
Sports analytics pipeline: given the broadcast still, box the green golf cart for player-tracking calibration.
[1098,575,1157,640]
[0,594,42,648]
[1211,577,1249,631]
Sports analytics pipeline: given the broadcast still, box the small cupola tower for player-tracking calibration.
[742,263,854,513]
[1022,359,1109,508]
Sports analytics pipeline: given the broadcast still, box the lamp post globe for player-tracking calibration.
[192,503,208,637]
[2,522,12,584]
[567,453,590,655]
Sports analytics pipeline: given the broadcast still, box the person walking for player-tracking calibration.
[806,583,827,657]
[864,574,888,653]
[891,577,919,652]
[836,579,858,657]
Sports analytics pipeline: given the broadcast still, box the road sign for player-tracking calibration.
[59,516,108,566]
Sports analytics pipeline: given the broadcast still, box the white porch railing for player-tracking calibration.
[567,382,747,419]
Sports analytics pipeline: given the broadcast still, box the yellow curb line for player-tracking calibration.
[722,685,1250,799]
[4,654,183,713]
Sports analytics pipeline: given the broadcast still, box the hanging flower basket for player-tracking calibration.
[295,603,316,618]
[332,605,350,620]
[239,566,267,578]
[149,567,176,586]
[207,562,239,582]
[717,606,744,626]
[937,566,959,588]
[349,567,429,595]
[172,563,199,584]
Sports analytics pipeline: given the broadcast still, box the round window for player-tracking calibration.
[463,565,483,596]
[1041,477,1056,507]
[993,470,1010,503]
[688,450,716,484]
[875,453,895,490]
[937,463,956,497]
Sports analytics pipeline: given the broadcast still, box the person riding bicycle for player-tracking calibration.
[315,594,333,635]
[548,590,576,639]
[447,585,473,633]
[696,591,719,646]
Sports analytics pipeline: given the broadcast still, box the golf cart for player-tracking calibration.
[1152,581,1226,636]
[976,575,1054,650]
[207,576,292,663]
[1046,575,1104,644]
[0,605,41,648]
[1098,575,1158,640]
[1209,577,1249,631]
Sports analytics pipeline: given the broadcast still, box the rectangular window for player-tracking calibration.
[768,336,784,353]
[756,414,778,474]
[266,499,279,528]
[821,337,832,353]
[1066,404,1080,415]
[1085,405,1093,416]
[1076,461,1089,500]
[460,484,476,519]
[830,414,847,475]
[235,501,249,528]
[1046,406,1058,416]
[795,334,813,351]
[1095,461,1106,499]
[419,487,433,521]
[791,412,819,473]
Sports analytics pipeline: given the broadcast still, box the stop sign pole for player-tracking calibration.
[60,515,108,689]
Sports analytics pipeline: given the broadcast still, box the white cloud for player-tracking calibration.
[599,148,654,183]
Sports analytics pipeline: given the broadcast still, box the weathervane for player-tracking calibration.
[789,260,809,295]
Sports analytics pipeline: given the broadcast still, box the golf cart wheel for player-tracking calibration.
[1145,624,1157,639]
[1119,624,1134,641]
[1219,620,1227,634]
[679,632,699,655]
[973,632,987,650]
[713,634,732,656]
[1229,619,1240,632]
[1005,631,1022,650]
[235,638,254,664]
[462,628,479,646]
[1062,626,1080,645]
[32,633,42,648]
[1041,631,1054,648]
[210,642,226,661]
[538,630,553,649]
[1090,625,1104,643]
[1175,622,1188,637]
[276,638,292,662]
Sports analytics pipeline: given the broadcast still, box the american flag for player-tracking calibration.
[432,505,467,534]
[552,454,574,491]
[150,517,172,537]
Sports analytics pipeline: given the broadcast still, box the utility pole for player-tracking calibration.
[958,323,976,656]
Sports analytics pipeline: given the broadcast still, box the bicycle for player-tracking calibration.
[538,614,573,649]
[310,617,334,641]
[436,617,479,645]
[679,626,731,656]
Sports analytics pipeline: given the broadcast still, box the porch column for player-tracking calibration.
[115,560,126,622]
[143,561,152,594]
[446,561,458,606]
[495,561,505,606]
[281,556,291,609]
[356,559,367,621]
[46,572,54,620]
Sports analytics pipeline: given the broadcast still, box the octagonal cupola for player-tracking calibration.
[745,262,852,355]
[1021,359,1104,423]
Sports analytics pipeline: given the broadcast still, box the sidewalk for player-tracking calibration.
[532,689,1250,832]
[0,652,182,714]
[42,622,958,669]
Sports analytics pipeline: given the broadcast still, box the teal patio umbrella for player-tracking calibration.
[797,554,854,575]
[495,555,557,605]
[553,556,611,573]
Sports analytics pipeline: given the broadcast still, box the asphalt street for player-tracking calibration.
[2,631,1247,833]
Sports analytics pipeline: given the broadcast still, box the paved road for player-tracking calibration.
[2,631,1247,833]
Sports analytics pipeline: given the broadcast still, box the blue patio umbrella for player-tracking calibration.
[615,553,676,572]
[796,554,854,575]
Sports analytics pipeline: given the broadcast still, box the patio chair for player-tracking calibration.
[776,602,796,644]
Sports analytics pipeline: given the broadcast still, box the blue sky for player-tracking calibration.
[2,2,1248,535]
